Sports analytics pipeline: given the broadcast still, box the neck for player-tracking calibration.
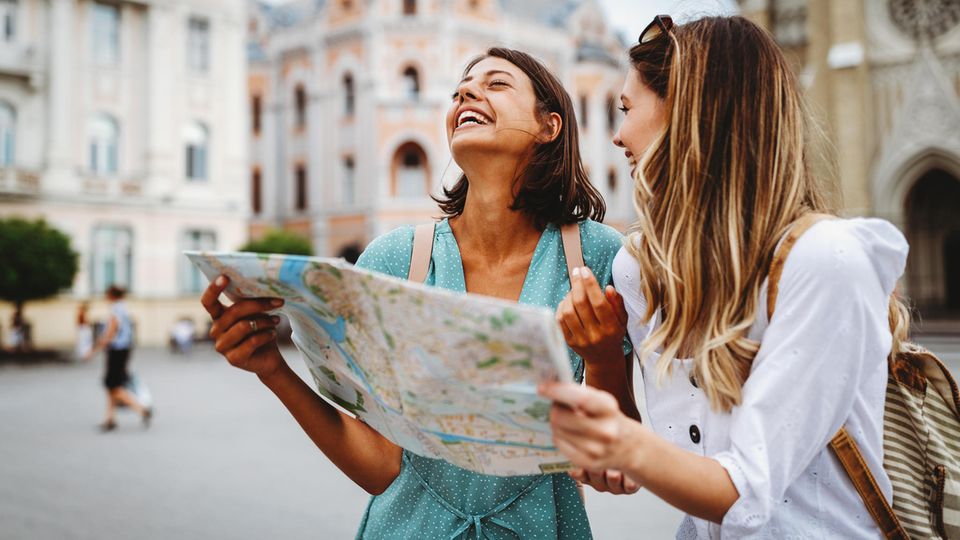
[450,157,540,259]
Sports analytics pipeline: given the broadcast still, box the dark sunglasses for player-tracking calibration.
[639,14,674,44]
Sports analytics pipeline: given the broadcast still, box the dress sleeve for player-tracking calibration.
[713,221,905,535]
[354,226,415,279]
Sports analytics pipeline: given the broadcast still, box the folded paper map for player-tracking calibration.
[185,251,574,476]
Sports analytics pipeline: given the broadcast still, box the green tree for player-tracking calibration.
[0,218,79,340]
[239,229,313,256]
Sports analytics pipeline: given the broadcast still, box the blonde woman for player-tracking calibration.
[541,15,909,538]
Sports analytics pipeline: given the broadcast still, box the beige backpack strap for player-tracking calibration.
[408,223,435,283]
[767,213,908,540]
[560,222,583,278]
[829,429,909,540]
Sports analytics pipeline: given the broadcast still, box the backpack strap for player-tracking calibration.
[560,222,583,279]
[767,213,909,540]
[408,223,436,283]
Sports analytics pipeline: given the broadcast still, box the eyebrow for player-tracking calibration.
[460,69,516,84]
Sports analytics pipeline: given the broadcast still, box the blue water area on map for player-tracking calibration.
[423,429,557,451]
[278,258,309,289]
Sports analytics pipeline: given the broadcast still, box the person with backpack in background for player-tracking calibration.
[541,15,959,539]
[85,285,152,432]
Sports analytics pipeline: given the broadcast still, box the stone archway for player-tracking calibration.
[904,167,960,319]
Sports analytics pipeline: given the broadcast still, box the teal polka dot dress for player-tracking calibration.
[353,218,626,540]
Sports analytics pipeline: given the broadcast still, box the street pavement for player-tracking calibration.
[1,336,958,540]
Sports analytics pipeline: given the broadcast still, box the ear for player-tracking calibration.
[539,112,562,143]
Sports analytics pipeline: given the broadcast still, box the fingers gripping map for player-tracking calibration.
[186,252,574,476]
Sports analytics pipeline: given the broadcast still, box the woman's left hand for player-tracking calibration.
[556,266,627,364]
[540,381,645,474]
[570,467,641,495]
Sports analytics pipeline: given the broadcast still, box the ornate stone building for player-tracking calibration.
[740,0,960,330]
[247,0,633,259]
[0,0,248,346]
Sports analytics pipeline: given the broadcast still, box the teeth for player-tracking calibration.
[457,110,488,127]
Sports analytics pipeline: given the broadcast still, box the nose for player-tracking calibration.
[612,129,624,148]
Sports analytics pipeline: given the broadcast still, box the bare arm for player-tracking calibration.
[84,316,118,361]
[202,275,401,495]
[542,382,739,523]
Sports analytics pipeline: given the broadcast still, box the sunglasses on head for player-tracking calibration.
[639,14,674,44]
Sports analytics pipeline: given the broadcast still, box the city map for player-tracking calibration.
[185,251,574,476]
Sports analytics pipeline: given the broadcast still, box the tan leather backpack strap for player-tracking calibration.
[766,213,834,320]
[829,429,909,540]
[408,223,436,283]
[560,222,584,279]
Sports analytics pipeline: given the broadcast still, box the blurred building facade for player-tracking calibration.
[0,0,248,346]
[246,0,634,259]
[740,0,960,330]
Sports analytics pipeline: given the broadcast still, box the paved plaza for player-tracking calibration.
[1,337,958,540]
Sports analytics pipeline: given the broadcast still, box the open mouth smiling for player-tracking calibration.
[456,108,493,129]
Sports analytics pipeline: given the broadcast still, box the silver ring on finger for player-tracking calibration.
[249,319,258,332]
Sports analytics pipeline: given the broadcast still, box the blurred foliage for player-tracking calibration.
[0,217,79,305]
[239,229,314,256]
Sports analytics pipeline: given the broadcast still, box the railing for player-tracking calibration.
[0,167,39,195]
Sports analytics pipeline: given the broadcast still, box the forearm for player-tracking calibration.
[622,423,739,523]
[259,363,401,494]
[584,352,641,422]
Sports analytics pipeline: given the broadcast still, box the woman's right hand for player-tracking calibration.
[201,275,286,379]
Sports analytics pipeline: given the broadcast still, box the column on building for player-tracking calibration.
[44,0,75,193]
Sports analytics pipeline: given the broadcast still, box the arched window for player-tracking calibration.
[295,164,308,210]
[251,167,262,214]
[294,84,307,128]
[579,95,589,129]
[343,73,355,116]
[251,94,262,135]
[184,121,209,180]
[89,113,119,175]
[91,224,133,293]
[403,0,416,16]
[0,0,17,43]
[0,101,15,166]
[607,167,617,193]
[402,66,420,102]
[392,142,428,198]
[342,156,355,205]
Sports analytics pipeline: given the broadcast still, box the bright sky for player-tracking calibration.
[597,0,739,43]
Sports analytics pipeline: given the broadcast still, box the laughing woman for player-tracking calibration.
[543,16,909,539]
[200,48,627,539]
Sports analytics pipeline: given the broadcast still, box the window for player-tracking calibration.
[393,142,428,198]
[403,0,416,15]
[187,17,210,73]
[251,95,262,135]
[0,102,14,167]
[89,113,119,176]
[182,229,216,293]
[91,225,133,294]
[295,164,307,210]
[251,168,262,214]
[343,73,355,116]
[579,95,588,129]
[402,67,420,102]
[91,2,119,66]
[607,168,617,193]
[294,84,307,129]
[606,94,617,134]
[184,122,208,181]
[342,156,355,205]
[0,0,16,43]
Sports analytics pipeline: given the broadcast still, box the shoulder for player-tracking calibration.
[355,225,416,279]
[778,217,908,305]
[576,220,625,285]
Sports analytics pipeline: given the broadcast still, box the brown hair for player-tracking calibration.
[434,47,605,228]
[106,285,126,300]
[626,16,834,411]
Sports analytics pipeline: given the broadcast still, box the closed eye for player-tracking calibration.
[618,106,628,114]
[489,80,510,88]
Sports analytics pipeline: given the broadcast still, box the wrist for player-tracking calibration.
[618,419,653,481]
[257,353,291,388]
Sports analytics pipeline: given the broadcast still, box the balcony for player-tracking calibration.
[0,43,44,87]
[0,167,39,196]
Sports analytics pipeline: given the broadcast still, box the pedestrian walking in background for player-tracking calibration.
[74,302,93,362]
[84,285,152,432]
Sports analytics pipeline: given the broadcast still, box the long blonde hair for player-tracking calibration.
[626,16,832,412]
